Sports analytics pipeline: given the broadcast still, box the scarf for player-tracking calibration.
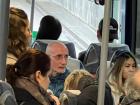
[15,77,51,105]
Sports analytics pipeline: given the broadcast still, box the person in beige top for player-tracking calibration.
[7,7,31,64]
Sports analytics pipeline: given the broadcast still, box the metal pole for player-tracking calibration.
[30,0,35,32]
[97,0,111,105]
[0,0,10,80]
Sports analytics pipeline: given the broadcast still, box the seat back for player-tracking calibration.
[83,45,99,74]
[92,43,130,61]
[32,39,76,58]
[0,81,17,105]
[83,43,130,74]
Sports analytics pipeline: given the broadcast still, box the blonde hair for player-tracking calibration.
[125,70,140,100]
[64,70,92,90]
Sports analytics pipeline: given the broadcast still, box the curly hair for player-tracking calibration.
[8,7,29,58]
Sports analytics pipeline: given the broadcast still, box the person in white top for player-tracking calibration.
[107,50,138,105]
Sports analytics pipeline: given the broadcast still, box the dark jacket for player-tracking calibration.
[120,96,140,105]
[13,87,42,105]
[77,76,114,105]
[49,69,70,97]
[14,87,55,105]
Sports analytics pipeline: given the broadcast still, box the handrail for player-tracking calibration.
[97,0,112,105]
[30,0,35,32]
[0,0,10,80]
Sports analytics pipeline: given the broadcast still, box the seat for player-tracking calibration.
[91,43,130,61]
[32,39,76,58]
[0,81,17,105]
[83,44,99,74]
[82,43,130,74]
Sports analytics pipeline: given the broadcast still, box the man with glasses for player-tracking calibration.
[46,41,70,97]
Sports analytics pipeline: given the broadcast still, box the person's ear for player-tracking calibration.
[35,70,43,84]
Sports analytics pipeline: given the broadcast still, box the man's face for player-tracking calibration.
[49,44,68,74]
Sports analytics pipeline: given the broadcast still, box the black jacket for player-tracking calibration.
[14,87,42,105]
[77,84,114,105]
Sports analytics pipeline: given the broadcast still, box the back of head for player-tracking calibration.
[97,17,118,42]
[36,15,62,40]
[9,7,29,58]
[6,49,50,86]
[64,70,92,90]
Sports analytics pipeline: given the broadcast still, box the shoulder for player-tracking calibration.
[78,83,114,105]
[77,85,98,105]
[13,87,41,105]
[6,53,17,65]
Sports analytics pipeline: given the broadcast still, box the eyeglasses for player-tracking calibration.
[51,54,68,60]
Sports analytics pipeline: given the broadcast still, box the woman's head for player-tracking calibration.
[36,15,62,40]
[8,7,31,58]
[64,70,93,90]
[108,50,137,93]
[6,49,51,90]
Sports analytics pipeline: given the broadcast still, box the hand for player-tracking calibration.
[50,95,60,105]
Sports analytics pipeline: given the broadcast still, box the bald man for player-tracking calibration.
[46,41,70,97]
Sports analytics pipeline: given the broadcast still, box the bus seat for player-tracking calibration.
[0,81,17,105]
[82,43,130,74]
[32,39,76,58]
[83,44,99,74]
[67,57,84,71]
[92,43,130,61]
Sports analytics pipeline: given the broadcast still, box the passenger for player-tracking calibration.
[36,15,62,40]
[120,69,140,105]
[46,41,70,97]
[6,49,60,105]
[78,17,119,62]
[60,70,114,105]
[64,70,93,90]
[78,17,129,78]
[33,15,84,71]
[7,7,31,64]
[97,17,118,43]
[107,49,137,105]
